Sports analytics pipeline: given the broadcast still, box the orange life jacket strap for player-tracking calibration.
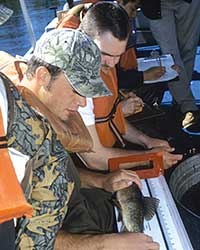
[108,120,126,148]
[95,96,121,123]
[0,135,7,148]
[95,96,125,148]
[0,107,33,223]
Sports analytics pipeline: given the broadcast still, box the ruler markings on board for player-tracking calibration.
[147,176,193,250]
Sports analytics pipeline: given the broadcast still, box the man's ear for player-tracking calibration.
[35,66,51,88]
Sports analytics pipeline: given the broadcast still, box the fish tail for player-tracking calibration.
[143,197,159,220]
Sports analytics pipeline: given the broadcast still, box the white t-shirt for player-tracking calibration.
[0,78,28,182]
[78,97,95,126]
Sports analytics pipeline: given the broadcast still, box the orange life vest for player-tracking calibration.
[56,13,80,29]
[56,3,87,29]
[0,101,33,223]
[56,8,126,148]
[120,47,137,70]
[93,67,126,147]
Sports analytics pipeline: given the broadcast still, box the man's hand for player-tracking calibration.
[149,147,182,169]
[145,138,183,169]
[171,64,180,73]
[145,137,173,151]
[105,233,160,250]
[101,169,142,192]
[121,92,144,117]
[163,151,183,169]
[143,66,166,81]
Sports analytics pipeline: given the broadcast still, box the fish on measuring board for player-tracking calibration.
[116,183,160,232]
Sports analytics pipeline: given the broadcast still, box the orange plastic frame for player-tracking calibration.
[108,151,164,179]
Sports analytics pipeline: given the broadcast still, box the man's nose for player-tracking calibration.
[77,95,86,107]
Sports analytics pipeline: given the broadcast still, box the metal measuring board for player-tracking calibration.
[143,176,193,250]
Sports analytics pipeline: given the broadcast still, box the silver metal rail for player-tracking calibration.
[19,0,36,50]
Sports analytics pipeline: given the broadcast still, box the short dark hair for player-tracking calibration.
[79,2,131,41]
[120,0,141,7]
[26,55,62,80]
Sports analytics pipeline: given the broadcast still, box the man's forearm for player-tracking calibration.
[79,124,151,171]
[80,146,151,171]
[123,120,150,148]
[78,166,106,188]
[55,231,114,250]
[54,230,159,250]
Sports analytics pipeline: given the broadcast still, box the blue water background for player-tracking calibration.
[0,0,65,56]
[0,0,200,103]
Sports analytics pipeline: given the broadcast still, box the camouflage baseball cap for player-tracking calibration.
[33,28,111,98]
[0,5,13,25]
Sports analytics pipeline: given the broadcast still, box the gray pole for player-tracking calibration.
[19,0,36,50]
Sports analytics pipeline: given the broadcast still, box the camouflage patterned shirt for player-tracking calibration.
[0,73,80,249]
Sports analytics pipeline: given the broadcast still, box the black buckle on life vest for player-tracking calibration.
[0,136,8,148]
[95,96,126,148]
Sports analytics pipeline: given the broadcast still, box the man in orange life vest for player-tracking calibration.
[57,0,166,98]
[58,2,183,170]
[56,1,145,117]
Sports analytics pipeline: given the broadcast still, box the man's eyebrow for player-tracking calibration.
[100,50,123,57]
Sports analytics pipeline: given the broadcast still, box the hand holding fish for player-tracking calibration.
[101,169,142,192]
[117,183,159,233]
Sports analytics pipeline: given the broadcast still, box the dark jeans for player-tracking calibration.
[62,188,117,234]
[0,220,15,250]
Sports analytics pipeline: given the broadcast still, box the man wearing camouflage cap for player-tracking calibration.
[32,28,111,99]
[0,28,107,249]
[1,27,142,249]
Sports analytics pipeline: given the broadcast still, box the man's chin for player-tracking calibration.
[62,110,77,121]
[59,112,70,121]
[63,115,70,121]
[101,65,110,73]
